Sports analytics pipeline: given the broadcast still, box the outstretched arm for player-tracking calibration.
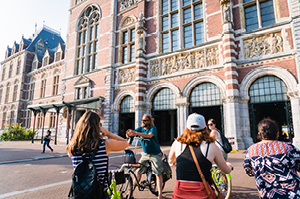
[101,127,129,155]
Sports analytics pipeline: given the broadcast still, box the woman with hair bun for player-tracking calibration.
[243,118,300,199]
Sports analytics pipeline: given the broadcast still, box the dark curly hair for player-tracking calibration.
[257,118,279,141]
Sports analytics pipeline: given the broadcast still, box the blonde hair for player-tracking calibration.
[66,110,101,156]
[176,127,215,145]
[143,114,154,128]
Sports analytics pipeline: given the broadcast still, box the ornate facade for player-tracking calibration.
[2,0,300,149]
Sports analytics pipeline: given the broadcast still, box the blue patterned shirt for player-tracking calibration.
[244,141,300,199]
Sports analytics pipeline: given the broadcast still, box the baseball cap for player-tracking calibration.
[186,113,206,131]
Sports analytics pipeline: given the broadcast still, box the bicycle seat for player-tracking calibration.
[124,149,136,164]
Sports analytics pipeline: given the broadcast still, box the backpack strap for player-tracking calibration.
[205,143,210,158]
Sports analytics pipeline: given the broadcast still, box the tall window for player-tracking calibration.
[153,88,176,110]
[75,87,89,99]
[0,86,3,104]
[2,108,7,129]
[5,83,10,103]
[244,0,275,32]
[8,62,13,78]
[24,110,31,128]
[49,112,56,128]
[40,79,46,98]
[28,79,35,100]
[55,51,61,62]
[9,109,15,125]
[37,112,43,128]
[42,56,49,66]
[120,96,134,113]
[32,59,38,71]
[75,5,100,75]
[161,0,204,52]
[52,75,59,95]
[2,66,5,81]
[16,58,21,75]
[121,28,135,64]
[13,82,18,101]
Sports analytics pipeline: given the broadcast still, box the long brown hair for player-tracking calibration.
[176,127,215,145]
[66,110,101,156]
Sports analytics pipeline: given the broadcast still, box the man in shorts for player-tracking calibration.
[126,114,163,199]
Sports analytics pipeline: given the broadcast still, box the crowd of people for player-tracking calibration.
[65,110,300,199]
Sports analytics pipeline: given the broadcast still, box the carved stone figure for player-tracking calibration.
[149,60,160,77]
[171,56,179,72]
[118,67,135,84]
[120,0,138,11]
[161,59,168,75]
[195,51,205,68]
[275,33,283,52]
[244,41,251,59]
[223,3,231,22]
[185,52,194,68]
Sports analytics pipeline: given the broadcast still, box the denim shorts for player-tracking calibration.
[137,152,163,176]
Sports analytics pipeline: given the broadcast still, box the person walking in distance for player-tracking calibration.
[126,114,164,199]
[42,130,53,153]
[169,113,233,199]
[208,119,227,160]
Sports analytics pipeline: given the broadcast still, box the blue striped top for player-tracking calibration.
[71,139,108,186]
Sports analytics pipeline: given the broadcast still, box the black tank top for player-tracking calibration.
[176,143,212,182]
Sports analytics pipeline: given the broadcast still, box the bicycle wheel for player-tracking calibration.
[117,173,133,199]
[149,174,165,196]
[212,168,232,199]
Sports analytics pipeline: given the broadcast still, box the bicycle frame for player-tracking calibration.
[211,166,232,199]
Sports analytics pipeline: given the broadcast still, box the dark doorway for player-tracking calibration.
[249,101,293,142]
[152,110,177,145]
[75,110,85,124]
[119,113,135,138]
[191,106,223,132]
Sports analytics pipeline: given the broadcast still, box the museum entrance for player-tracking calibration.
[248,76,293,143]
[189,82,224,132]
[152,88,177,145]
[119,95,135,138]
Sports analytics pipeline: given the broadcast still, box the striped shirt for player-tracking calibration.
[71,139,108,186]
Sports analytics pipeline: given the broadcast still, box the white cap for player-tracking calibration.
[186,113,206,131]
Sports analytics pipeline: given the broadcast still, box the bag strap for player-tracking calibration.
[189,145,214,199]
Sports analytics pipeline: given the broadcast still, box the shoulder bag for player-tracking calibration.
[189,145,225,199]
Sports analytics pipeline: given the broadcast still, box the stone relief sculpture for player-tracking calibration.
[120,0,138,11]
[118,67,136,84]
[244,32,284,59]
[148,46,219,77]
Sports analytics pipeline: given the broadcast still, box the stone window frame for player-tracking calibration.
[28,78,35,100]
[8,62,13,78]
[32,56,39,71]
[2,65,5,81]
[2,107,7,129]
[12,80,19,102]
[16,57,21,75]
[42,55,49,67]
[40,74,47,98]
[120,26,136,64]
[242,0,276,32]
[160,0,204,53]
[0,86,3,104]
[5,82,11,103]
[75,84,90,100]
[9,105,15,125]
[49,112,56,128]
[75,5,100,75]
[52,74,60,96]
[23,109,31,128]
[37,112,43,128]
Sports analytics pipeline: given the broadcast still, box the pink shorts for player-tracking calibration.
[172,180,217,199]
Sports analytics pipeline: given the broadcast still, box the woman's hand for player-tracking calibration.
[100,126,109,136]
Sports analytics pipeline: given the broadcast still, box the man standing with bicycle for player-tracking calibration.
[126,114,164,199]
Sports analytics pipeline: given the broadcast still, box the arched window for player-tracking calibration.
[5,83,11,103]
[8,62,13,78]
[2,66,5,81]
[16,58,21,75]
[52,75,59,95]
[42,56,49,66]
[40,75,47,98]
[10,106,15,125]
[13,80,18,101]
[249,75,287,103]
[153,88,176,110]
[75,5,100,75]
[120,96,134,113]
[28,78,35,100]
[49,112,56,128]
[24,109,31,128]
[0,86,3,104]
[2,107,7,129]
[190,83,222,107]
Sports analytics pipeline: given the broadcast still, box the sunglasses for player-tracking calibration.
[208,123,214,126]
[142,119,149,122]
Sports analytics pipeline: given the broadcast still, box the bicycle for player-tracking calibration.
[211,164,232,199]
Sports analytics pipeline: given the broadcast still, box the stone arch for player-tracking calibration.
[240,65,298,100]
[119,15,138,29]
[182,75,226,100]
[113,89,136,112]
[14,79,19,84]
[76,4,101,31]
[146,82,181,105]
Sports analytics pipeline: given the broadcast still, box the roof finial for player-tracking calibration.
[35,23,37,32]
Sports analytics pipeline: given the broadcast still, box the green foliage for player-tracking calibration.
[0,123,36,141]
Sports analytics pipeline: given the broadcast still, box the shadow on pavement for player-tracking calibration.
[231,186,258,198]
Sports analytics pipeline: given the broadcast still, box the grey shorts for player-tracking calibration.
[136,152,163,176]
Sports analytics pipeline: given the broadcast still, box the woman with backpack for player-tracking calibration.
[208,119,227,160]
[66,110,129,198]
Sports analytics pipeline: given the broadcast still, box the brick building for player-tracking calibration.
[2,0,300,149]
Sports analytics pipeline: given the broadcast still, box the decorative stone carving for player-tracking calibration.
[120,0,138,11]
[148,46,219,77]
[121,17,135,28]
[118,67,136,84]
[244,32,284,59]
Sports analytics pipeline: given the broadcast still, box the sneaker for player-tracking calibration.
[41,152,45,153]
[51,149,54,152]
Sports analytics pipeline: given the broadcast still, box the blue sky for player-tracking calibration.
[0,0,70,61]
